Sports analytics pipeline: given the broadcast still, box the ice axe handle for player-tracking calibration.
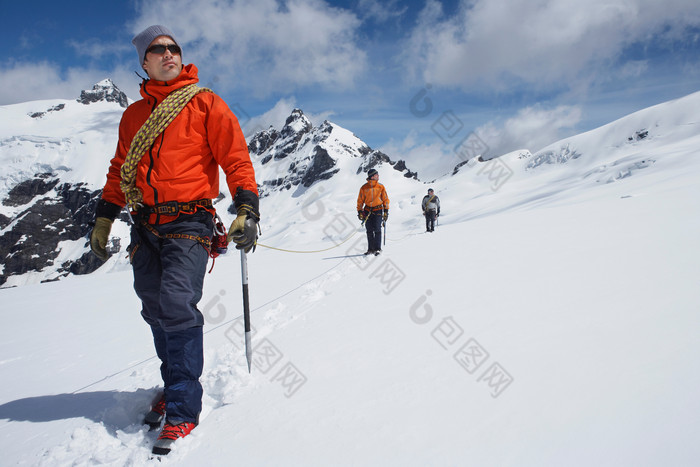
[240,250,252,373]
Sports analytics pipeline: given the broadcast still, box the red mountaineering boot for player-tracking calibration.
[152,420,196,455]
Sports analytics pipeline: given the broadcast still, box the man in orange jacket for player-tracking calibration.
[88,25,259,456]
[357,168,389,255]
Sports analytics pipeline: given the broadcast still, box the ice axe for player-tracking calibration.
[383,212,387,246]
[240,250,252,373]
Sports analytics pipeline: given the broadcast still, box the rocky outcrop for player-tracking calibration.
[0,176,108,286]
[29,104,65,119]
[358,150,418,180]
[77,79,129,108]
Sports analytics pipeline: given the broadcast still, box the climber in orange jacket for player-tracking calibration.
[99,60,258,226]
[87,25,259,456]
[357,168,389,255]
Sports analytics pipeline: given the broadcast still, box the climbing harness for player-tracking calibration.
[139,198,214,216]
[139,220,212,251]
[134,211,229,273]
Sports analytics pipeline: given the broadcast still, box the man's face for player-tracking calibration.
[142,36,182,82]
[372,173,379,181]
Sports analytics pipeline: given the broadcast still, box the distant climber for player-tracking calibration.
[421,188,440,232]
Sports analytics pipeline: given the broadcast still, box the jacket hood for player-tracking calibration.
[139,63,200,104]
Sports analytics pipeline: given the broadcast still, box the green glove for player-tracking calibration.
[227,213,258,253]
[90,217,113,261]
[383,210,389,221]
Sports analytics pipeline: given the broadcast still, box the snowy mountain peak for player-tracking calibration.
[77,79,128,108]
[281,108,312,137]
[249,109,417,198]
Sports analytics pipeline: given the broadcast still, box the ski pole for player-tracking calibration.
[240,250,252,373]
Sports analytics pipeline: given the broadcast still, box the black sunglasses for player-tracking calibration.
[146,43,181,55]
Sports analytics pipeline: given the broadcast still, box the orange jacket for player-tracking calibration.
[101,64,258,223]
[357,180,389,212]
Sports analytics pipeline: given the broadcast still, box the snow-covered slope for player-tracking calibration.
[0,89,699,465]
[0,79,127,198]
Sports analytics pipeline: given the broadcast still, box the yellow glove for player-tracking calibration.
[90,217,113,261]
[227,213,258,253]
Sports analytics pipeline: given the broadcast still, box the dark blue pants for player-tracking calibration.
[365,212,383,252]
[130,210,213,424]
[425,210,436,231]
[151,326,203,424]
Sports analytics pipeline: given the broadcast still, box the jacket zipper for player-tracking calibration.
[142,82,162,222]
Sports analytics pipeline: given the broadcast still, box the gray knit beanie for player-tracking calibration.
[132,25,179,65]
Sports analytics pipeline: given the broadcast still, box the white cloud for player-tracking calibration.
[244,98,299,136]
[404,0,700,91]
[131,0,367,97]
[477,105,582,156]
[380,104,582,180]
[379,130,460,181]
[0,61,140,105]
[616,60,650,80]
[0,62,70,104]
[379,105,582,182]
[356,0,407,22]
[68,38,132,62]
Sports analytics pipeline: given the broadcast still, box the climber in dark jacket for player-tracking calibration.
[421,188,440,232]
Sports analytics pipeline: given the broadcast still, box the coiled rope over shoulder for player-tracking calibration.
[120,84,213,210]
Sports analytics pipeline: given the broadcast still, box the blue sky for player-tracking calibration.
[2,0,700,167]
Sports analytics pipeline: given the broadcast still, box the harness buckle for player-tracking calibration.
[155,201,179,215]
